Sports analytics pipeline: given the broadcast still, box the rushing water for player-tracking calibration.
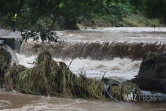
[58,27,166,43]
[1,89,166,111]
[16,53,141,81]
[1,27,166,110]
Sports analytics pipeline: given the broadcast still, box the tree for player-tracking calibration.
[103,0,133,25]
[52,0,106,29]
[0,0,107,30]
[143,0,166,24]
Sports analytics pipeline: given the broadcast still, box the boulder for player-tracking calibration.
[131,52,166,92]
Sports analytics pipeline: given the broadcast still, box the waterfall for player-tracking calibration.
[20,41,166,60]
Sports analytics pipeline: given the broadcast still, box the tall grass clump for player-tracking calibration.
[4,51,139,100]
[0,46,11,86]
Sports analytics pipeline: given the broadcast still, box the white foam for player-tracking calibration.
[15,53,37,68]
[56,27,166,43]
[16,53,141,81]
[84,27,166,32]
[55,58,141,80]
[0,100,11,105]
[1,98,87,111]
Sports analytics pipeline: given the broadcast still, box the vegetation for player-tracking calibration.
[122,14,161,27]
[0,0,160,101]
[0,0,165,31]
[3,51,139,100]
[0,46,11,86]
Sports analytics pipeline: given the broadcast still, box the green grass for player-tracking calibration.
[1,13,165,31]
[80,13,164,28]
[122,14,163,27]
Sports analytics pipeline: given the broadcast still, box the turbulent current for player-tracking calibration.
[16,53,141,81]
[1,27,166,110]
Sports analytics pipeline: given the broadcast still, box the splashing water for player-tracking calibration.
[2,27,166,110]
[16,53,141,81]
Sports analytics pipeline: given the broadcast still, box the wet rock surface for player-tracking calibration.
[131,52,166,92]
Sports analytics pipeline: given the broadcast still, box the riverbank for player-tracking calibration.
[80,14,165,29]
[0,13,165,31]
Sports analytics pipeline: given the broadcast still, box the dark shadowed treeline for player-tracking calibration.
[0,0,165,31]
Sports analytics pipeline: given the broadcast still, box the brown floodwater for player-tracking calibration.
[0,89,166,111]
[1,27,166,111]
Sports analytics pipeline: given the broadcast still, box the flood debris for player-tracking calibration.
[3,51,139,100]
[0,46,11,87]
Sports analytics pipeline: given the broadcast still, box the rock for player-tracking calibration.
[131,52,166,92]
[103,78,120,86]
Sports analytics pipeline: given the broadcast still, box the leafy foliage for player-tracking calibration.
[0,0,165,30]
[21,30,59,43]
[143,0,166,24]
[104,1,133,24]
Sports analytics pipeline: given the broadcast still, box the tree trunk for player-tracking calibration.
[63,18,80,30]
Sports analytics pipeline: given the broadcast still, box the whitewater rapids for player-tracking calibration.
[1,27,166,111]
[18,27,166,81]
[16,53,141,81]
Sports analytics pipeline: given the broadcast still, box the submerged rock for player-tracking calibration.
[131,52,166,92]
